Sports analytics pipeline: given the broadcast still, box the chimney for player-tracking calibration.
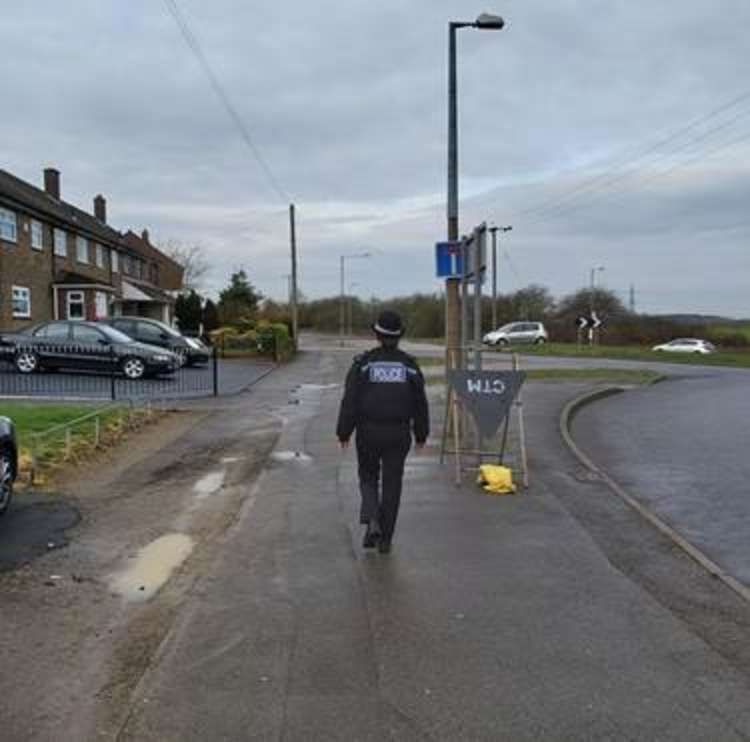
[44,168,60,200]
[141,228,150,243]
[94,194,107,223]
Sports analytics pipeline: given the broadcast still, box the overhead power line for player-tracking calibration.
[513,86,750,225]
[162,0,291,203]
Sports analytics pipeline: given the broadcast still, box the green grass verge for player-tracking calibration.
[487,342,750,368]
[2,401,119,439]
[2,401,129,477]
[425,367,663,386]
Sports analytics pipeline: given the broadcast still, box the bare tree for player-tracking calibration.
[159,239,209,291]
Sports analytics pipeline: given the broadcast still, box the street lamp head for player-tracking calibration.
[474,13,505,30]
[501,225,513,232]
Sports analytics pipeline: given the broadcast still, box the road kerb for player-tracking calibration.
[560,386,750,605]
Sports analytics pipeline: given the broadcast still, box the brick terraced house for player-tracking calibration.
[0,167,183,331]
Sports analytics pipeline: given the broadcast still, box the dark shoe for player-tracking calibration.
[363,528,378,549]
[378,540,391,554]
[363,519,381,549]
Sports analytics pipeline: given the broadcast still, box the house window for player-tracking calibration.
[11,286,31,318]
[0,208,17,243]
[77,236,89,263]
[67,291,85,320]
[96,243,105,268]
[54,228,67,257]
[111,250,119,272]
[31,219,44,250]
[95,291,109,319]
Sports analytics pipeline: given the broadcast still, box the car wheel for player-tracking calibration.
[15,349,39,374]
[497,338,509,347]
[121,357,146,380]
[534,337,546,345]
[0,449,13,517]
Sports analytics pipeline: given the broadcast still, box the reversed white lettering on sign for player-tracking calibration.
[466,379,506,395]
[370,362,407,383]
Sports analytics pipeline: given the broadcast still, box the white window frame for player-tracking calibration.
[66,290,85,320]
[11,286,31,318]
[0,207,18,243]
[95,243,105,268]
[76,236,89,263]
[31,219,44,250]
[54,228,67,257]
[95,291,109,319]
[111,250,119,272]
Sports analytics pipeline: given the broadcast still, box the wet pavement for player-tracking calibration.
[571,369,750,586]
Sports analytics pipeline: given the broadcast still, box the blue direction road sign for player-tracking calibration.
[435,241,463,278]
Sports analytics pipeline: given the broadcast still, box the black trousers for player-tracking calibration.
[356,422,412,543]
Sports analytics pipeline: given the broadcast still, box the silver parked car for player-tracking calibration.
[483,321,548,347]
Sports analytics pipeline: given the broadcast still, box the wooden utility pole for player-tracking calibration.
[289,203,298,348]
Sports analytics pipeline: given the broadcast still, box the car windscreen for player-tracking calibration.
[98,325,135,343]
[139,319,181,337]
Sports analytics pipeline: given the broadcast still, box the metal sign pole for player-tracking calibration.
[513,353,529,489]
[460,237,470,372]
[473,226,484,372]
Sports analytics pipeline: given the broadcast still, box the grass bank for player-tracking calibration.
[2,401,156,484]
[411,339,750,367]
[424,367,663,386]
[479,342,750,368]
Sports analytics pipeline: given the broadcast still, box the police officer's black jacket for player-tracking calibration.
[336,346,430,443]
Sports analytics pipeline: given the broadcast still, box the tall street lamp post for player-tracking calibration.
[489,224,512,330]
[340,253,370,346]
[446,12,505,368]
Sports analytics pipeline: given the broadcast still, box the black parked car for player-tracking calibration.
[0,321,178,379]
[101,317,210,367]
[0,416,17,517]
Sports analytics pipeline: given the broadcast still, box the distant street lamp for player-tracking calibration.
[340,253,370,346]
[589,265,605,346]
[489,224,512,330]
[589,265,605,315]
[446,13,505,366]
[347,282,359,337]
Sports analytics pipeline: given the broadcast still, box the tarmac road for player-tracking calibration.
[571,366,750,586]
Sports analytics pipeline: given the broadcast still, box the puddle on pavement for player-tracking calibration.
[110,533,194,602]
[272,450,312,463]
[193,470,226,497]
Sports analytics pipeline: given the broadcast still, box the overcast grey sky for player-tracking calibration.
[2,1,749,316]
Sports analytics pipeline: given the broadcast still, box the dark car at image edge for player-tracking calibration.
[0,416,17,517]
[0,321,178,379]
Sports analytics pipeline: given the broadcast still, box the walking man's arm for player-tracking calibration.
[336,357,362,446]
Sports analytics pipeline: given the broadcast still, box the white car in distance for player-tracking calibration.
[652,338,716,354]
[483,322,548,347]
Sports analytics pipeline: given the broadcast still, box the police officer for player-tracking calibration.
[336,310,430,553]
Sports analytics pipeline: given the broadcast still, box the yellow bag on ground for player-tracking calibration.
[477,465,516,495]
